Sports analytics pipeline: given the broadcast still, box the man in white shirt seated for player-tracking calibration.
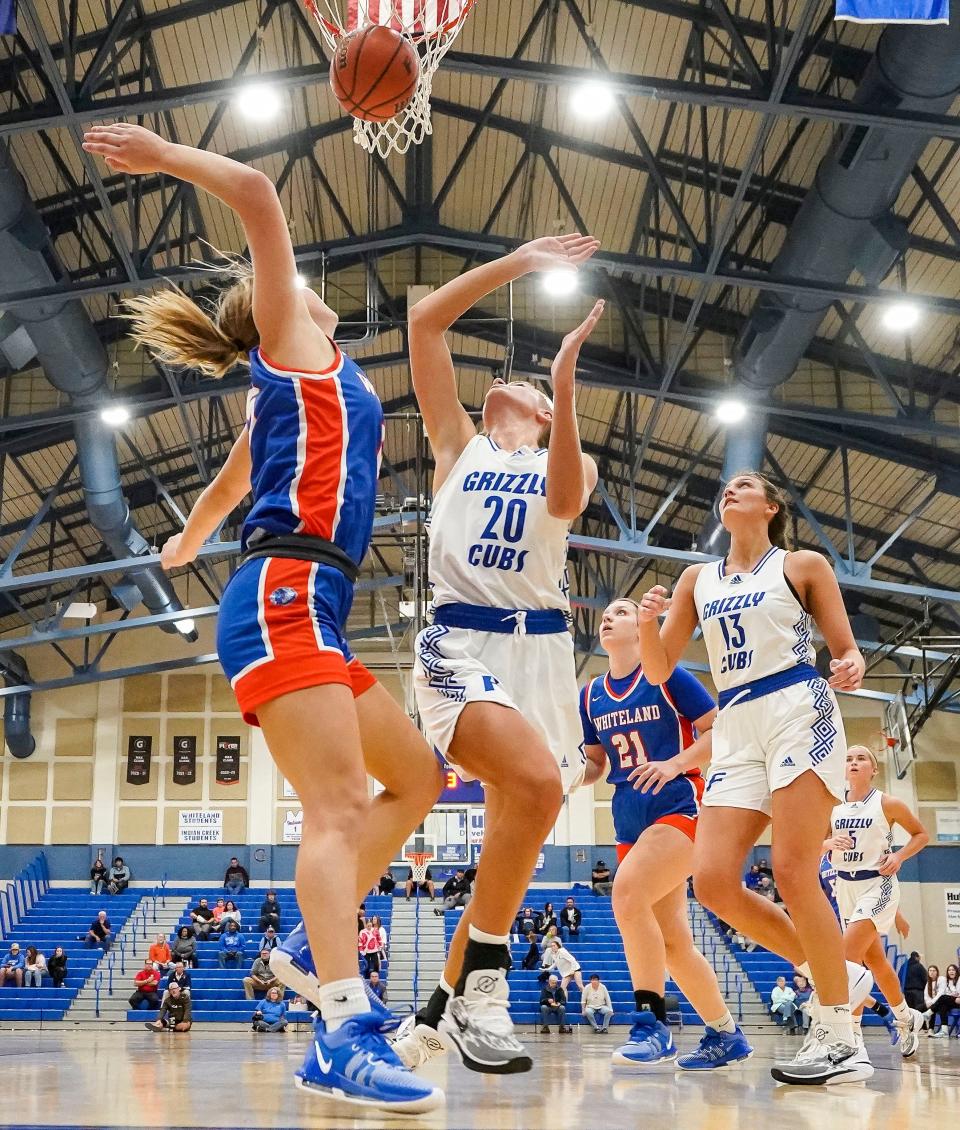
[582,973,614,1033]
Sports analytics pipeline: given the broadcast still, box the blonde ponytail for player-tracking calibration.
[121,267,258,379]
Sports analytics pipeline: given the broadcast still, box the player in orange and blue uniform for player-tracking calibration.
[581,598,752,1071]
[83,121,442,1115]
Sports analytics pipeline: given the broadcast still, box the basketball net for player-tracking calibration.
[405,850,433,885]
[303,0,476,156]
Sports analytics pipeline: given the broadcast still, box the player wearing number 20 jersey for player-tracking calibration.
[580,665,715,861]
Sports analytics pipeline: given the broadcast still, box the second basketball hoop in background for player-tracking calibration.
[330,24,420,122]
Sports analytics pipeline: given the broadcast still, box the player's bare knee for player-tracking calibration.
[693,868,734,917]
[771,858,815,906]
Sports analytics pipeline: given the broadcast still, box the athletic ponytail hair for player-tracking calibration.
[728,469,792,550]
[121,261,257,378]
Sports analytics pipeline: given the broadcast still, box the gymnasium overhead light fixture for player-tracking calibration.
[174,618,196,636]
[236,83,282,121]
[882,301,921,332]
[542,268,578,297]
[715,398,748,424]
[100,404,130,426]
[571,80,615,118]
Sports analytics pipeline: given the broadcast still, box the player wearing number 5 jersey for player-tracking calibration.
[396,236,601,1077]
[637,471,875,1087]
[581,598,753,1072]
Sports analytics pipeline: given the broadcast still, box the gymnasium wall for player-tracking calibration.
[0,620,957,960]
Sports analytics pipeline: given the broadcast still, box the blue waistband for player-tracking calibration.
[718,663,821,709]
[837,869,882,881]
[432,603,568,635]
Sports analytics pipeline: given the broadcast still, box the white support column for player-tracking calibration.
[93,679,122,846]
[247,727,274,845]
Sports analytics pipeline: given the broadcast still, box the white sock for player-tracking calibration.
[468,923,510,946]
[891,999,911,1022]
[705,1010,737,1034]
[439,975,454,996]
[317,977,370,1032]
[817,1003,854,1047]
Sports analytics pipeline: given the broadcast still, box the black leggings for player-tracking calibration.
[929,994,959,1025]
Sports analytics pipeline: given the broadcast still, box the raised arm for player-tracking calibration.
[546,301,602,520]
[636,565,703,684]
[82,123,331,369]
[408,234,599,487]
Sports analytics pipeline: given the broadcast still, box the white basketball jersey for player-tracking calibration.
[693,546,814,693]
[830,789,892,873]
[427,435,571,612]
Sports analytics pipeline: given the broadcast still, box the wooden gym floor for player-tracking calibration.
[0,1027,955,1128]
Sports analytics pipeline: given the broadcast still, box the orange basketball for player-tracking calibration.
[329,24,420,123]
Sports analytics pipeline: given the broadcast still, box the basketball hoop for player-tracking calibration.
[405,850,433,885]
[303,0,477,157]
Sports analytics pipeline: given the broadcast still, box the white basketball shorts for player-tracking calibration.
[836,872,899,936]
[413,623,586,793]
[702,677,846,817]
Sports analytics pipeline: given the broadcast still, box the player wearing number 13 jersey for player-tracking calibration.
[580,598,753,1071]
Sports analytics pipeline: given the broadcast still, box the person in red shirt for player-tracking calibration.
[129,959,162,1010]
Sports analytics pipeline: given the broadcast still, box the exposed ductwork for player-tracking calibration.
[0,652,36,759]
[733,16,960,390]
[0,142,193,637]
[698,17,960,551]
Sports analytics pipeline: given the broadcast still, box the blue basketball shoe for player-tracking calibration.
[611,1011,676,1066]
[676,1026,754,1070]
[295,1013,444,1113]
[273,921,398,1031]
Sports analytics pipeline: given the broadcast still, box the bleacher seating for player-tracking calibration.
[0,888,140,1021]
[125,890,393,1023]
[445,886,708,1028]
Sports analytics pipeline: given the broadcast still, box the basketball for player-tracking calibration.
[329,24,420,123]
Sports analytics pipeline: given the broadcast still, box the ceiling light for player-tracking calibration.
[542,268,578,297]
[100,405,130,426]
[882,301,921,332]
[174,618,196,636]
[571,80,615,119]
[294,274,308,289]
[715,398,747,424]
[236,83,282,122]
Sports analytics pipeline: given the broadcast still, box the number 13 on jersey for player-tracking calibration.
[717,612,754,675]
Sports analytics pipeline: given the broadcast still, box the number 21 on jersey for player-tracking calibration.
[611,730,647,770]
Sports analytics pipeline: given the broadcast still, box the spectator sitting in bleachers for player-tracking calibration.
[243,948,279,999]
[757,875,778,902]
[90,855,108,896]
[47,946,67,988]
[0,943,24,987]
[792,973,812,1032]
[540,925,559,951]
[438,870,472,914]
[218,920,246,968]
[404,867,436,901]
[172,926,198,968]
[107,856,130,895]
[744,864,763,891]
[23,946,46,988]
[211,898,227,930]
[223,857,249,896]
[770,975,799,1033]
[145,981,192,1032]
[541,902,559,935]
[926,963,959,1036]
[149,933,172,971]
[582,974,613,1033]
[166,962,192,997]
[84,910,112,951]
[591,859,612,896]
[540,974,570,1033]
[904,951,926,1011]
[559,896,582,940]
[221,900,242,929]
[377,870,396,896]
[515,907,537,936]
[258,891,282,933]
[521,932,541,970]
[252,986,288,1032]
[257,926,279,952]
[368,970,387,1004]
[925,965,948,1035]
[757,856,773,878]
[129,958,162,1011]
[190,898,216,939]
[371,915,388,961]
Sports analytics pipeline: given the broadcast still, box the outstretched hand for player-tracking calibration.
[82,122,170,175]
[550,300,605,390]
[515,233,600,275]
[638,585,671,623]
